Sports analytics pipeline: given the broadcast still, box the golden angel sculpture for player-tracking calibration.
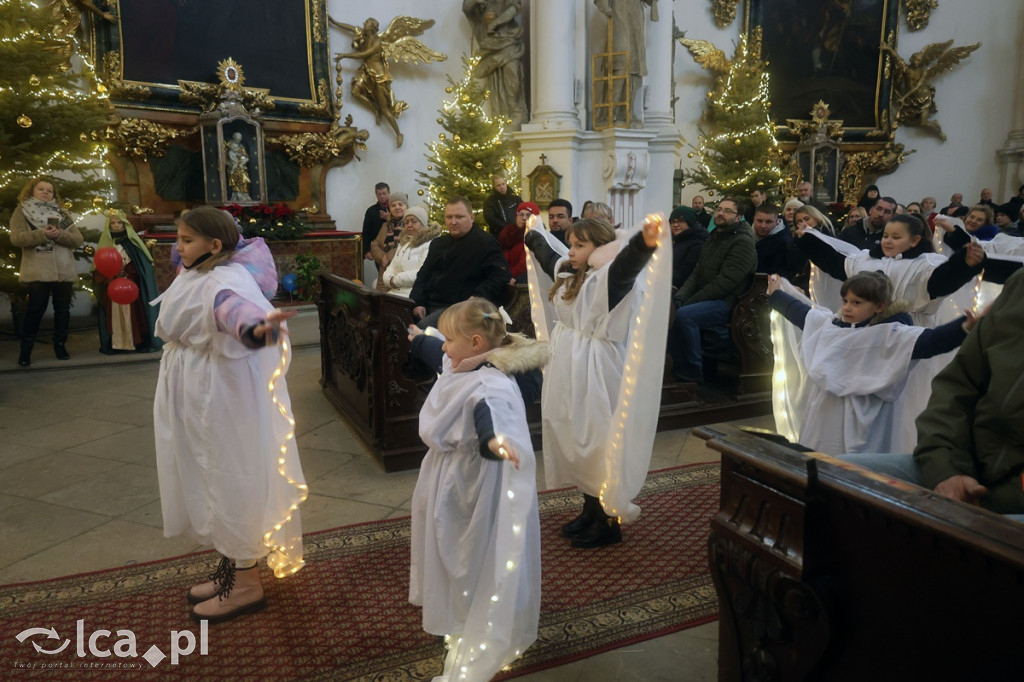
[881,39,980,141]
[329,16,447,148]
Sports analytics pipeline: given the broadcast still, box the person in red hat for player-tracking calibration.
[500,202,539,283]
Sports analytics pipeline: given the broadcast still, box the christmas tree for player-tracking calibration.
[0,0,115,297]
[416,56,520,224]
[681,33,782,202]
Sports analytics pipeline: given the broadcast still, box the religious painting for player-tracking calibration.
[91,0,332,121]
[745,0,898,141]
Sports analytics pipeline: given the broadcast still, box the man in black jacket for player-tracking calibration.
[482,174,522,236]
[410,196,512,329]
[839,196,896,250]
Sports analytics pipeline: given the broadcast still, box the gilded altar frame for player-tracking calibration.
[744,0,899,144]
[92,0,332,122]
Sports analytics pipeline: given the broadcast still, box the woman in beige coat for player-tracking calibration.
[9,177,84,366]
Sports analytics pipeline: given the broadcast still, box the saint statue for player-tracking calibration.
[225,132,251,202]
[594,0,658,128]
[462,0,527,130]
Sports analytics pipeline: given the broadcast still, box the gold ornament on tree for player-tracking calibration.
[17,114,32,128]
[29,74,40,86]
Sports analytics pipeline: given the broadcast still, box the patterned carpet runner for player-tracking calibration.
[0,463,719,680]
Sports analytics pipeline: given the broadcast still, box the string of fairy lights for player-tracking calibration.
[262,330,309,578]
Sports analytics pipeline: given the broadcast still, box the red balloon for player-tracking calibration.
[108,277,139,305]
[94,247,123,278]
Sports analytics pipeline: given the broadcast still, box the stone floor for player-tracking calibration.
[0,309,773,680]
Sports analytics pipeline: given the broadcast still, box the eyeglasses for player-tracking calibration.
[715,207,738,215]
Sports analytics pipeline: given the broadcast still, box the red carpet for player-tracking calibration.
[0,463,719,680]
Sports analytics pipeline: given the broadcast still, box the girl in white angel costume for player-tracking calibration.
[153,206,306,624]
[768,271,980,454]
[524,215,671,549]
[407,298,548,682]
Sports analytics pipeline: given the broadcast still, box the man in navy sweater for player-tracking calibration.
[410,196,512,329]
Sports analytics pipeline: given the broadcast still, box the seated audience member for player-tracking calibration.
[906,202,923,215]
[838,269,1024,519]
[370,191,408,267]
[839,196,896,249]
[938,205,998,251]
[752,204,791,275]
[546,198,573,245]
[500,202,538,283]
[843,205,866,229]
[796,181,829,214]
[378,205,442,297]
[920,196,939,229]
[581,201,616,227]
[994,204,1021,236]
[409,196,512,329]
[1007,184,1024,219]
[939,193,969,219]
[782,198,803,229]
[857,184,880,210]
[667,197,756,383]
[895,203,908,215]
[978,187,997,210]
[483,173,522,236]
[794,205,837,237]
[745,189,767,224]
[668,205,708,291]
[362,182,390,260]
[692,195,712,227]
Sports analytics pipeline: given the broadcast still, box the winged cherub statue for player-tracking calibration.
[881,39,980,141]
[329,16,447,148]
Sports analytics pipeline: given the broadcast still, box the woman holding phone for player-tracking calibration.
[9,177,84,366]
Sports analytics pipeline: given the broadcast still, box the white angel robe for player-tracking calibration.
[525,219,672,523]
[771,281,942,455]
[409,357,541,682]
[153,263,305,574]
[805,228,964,326]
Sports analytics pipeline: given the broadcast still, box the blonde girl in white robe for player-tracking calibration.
[153,206,306,624]
[407,299,545,682]
[523,216,669,548]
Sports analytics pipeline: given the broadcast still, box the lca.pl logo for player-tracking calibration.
[15,619,209,669]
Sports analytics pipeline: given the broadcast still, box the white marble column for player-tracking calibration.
[526,0,579,128]
[997,8,1024,201]
[642,0,674,129]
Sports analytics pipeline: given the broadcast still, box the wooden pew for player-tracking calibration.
[319,274,774,471]
[695,423,1024,681]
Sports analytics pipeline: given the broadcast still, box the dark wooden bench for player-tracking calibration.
[696,422,1024,681]
[318,274,773,471]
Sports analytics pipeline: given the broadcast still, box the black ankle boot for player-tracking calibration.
[570,514,622,549]
[18,347,31,367]
[54,343,70,360]
[561,494,599,538]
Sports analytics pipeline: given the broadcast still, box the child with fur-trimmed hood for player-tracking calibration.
[406,298,548,682]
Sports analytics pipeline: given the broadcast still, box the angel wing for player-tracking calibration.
[923,41,981,80]
[380,16,447,64]
[678,38,729,73]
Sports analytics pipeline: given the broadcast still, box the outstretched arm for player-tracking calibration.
[328,17,357,34]
[795,233,849,281]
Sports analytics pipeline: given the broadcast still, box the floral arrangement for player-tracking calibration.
[221,203,310,241]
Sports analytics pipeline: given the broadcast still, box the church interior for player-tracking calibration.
[3,0,1024,679]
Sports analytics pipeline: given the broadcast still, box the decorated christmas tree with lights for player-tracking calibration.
[416,56,520,224]
[681,33,782,201]
[0,0,114,295]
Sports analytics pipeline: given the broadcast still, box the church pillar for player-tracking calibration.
[997,9,1024,203]
[526,0,579,128]
[642,1,674,130]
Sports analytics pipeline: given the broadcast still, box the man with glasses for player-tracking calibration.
[667,197,757,384]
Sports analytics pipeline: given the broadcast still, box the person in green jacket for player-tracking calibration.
[667,197,757,384]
